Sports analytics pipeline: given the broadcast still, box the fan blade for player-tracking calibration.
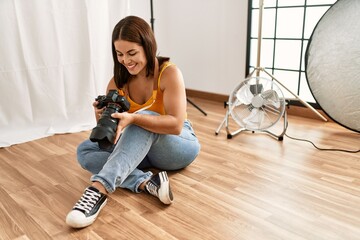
[236,85,254,105]
[243,109,264,129]
[262,90,280,108]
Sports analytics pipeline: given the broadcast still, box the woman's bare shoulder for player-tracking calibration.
[159,64,184,90]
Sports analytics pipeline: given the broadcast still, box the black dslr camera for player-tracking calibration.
[89,90,130,150]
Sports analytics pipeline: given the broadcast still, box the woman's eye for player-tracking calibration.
[129,52,137,56]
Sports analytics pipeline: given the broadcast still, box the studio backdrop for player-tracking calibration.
[0,0,130,147]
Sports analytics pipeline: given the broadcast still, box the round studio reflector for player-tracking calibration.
[305,0,360,132]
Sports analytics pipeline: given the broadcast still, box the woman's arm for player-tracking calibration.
[133,65,186,133]
[112,65,187,143]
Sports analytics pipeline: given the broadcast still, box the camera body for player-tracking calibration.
[89,90,130,149]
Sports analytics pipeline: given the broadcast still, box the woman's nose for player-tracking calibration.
[122,55,131,65]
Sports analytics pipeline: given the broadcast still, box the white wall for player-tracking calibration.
[130,0,249,96]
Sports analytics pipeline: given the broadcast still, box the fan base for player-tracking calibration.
[216,108,288,142]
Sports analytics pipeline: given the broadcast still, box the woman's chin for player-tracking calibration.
[127,69,137,75]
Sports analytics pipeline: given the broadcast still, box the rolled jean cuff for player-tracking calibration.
[90,175,114,193]
[134,171,153,193]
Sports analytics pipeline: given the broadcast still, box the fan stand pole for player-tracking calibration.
[255,0,264,78]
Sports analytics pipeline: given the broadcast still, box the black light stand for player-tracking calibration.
[149,0,207,116]
[150,0,155,32]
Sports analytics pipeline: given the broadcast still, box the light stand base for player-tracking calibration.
[187,98,207,116]
[256,67,327,122]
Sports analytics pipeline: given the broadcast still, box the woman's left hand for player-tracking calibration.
[111,112,134,144]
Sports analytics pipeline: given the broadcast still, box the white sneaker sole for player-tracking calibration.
[66,198,108,228]
[157,171,173,205]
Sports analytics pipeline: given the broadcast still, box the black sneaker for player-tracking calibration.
[145,171,173,205]
[66,186,107,228]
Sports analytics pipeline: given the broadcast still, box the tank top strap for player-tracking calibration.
[157,62,175,89]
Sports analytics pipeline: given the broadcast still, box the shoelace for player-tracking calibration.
[74,188,101,214]
[146,181,158,197]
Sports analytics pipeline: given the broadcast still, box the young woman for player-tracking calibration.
[66,15,201,228]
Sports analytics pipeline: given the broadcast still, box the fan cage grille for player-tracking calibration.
[228,76,286,131]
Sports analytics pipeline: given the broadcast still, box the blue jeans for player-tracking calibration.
[77,110,200,194]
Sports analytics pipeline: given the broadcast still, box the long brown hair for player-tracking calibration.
[111,16,169,88]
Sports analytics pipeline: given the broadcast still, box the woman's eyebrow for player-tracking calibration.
[116,49,137,54]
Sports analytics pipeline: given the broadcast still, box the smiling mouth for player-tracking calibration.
[126,63,136,70]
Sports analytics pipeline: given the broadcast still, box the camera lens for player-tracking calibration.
[89,103,121,150]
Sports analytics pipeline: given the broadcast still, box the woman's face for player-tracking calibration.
[114,40,147,76]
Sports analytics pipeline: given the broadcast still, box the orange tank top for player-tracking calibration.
[118,62,173,115]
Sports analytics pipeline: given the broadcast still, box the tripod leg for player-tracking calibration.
[262,68,328,122]
[187,98,207,116]
[215,116,227,135]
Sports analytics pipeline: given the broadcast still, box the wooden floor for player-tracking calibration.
[0,97,359,240]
